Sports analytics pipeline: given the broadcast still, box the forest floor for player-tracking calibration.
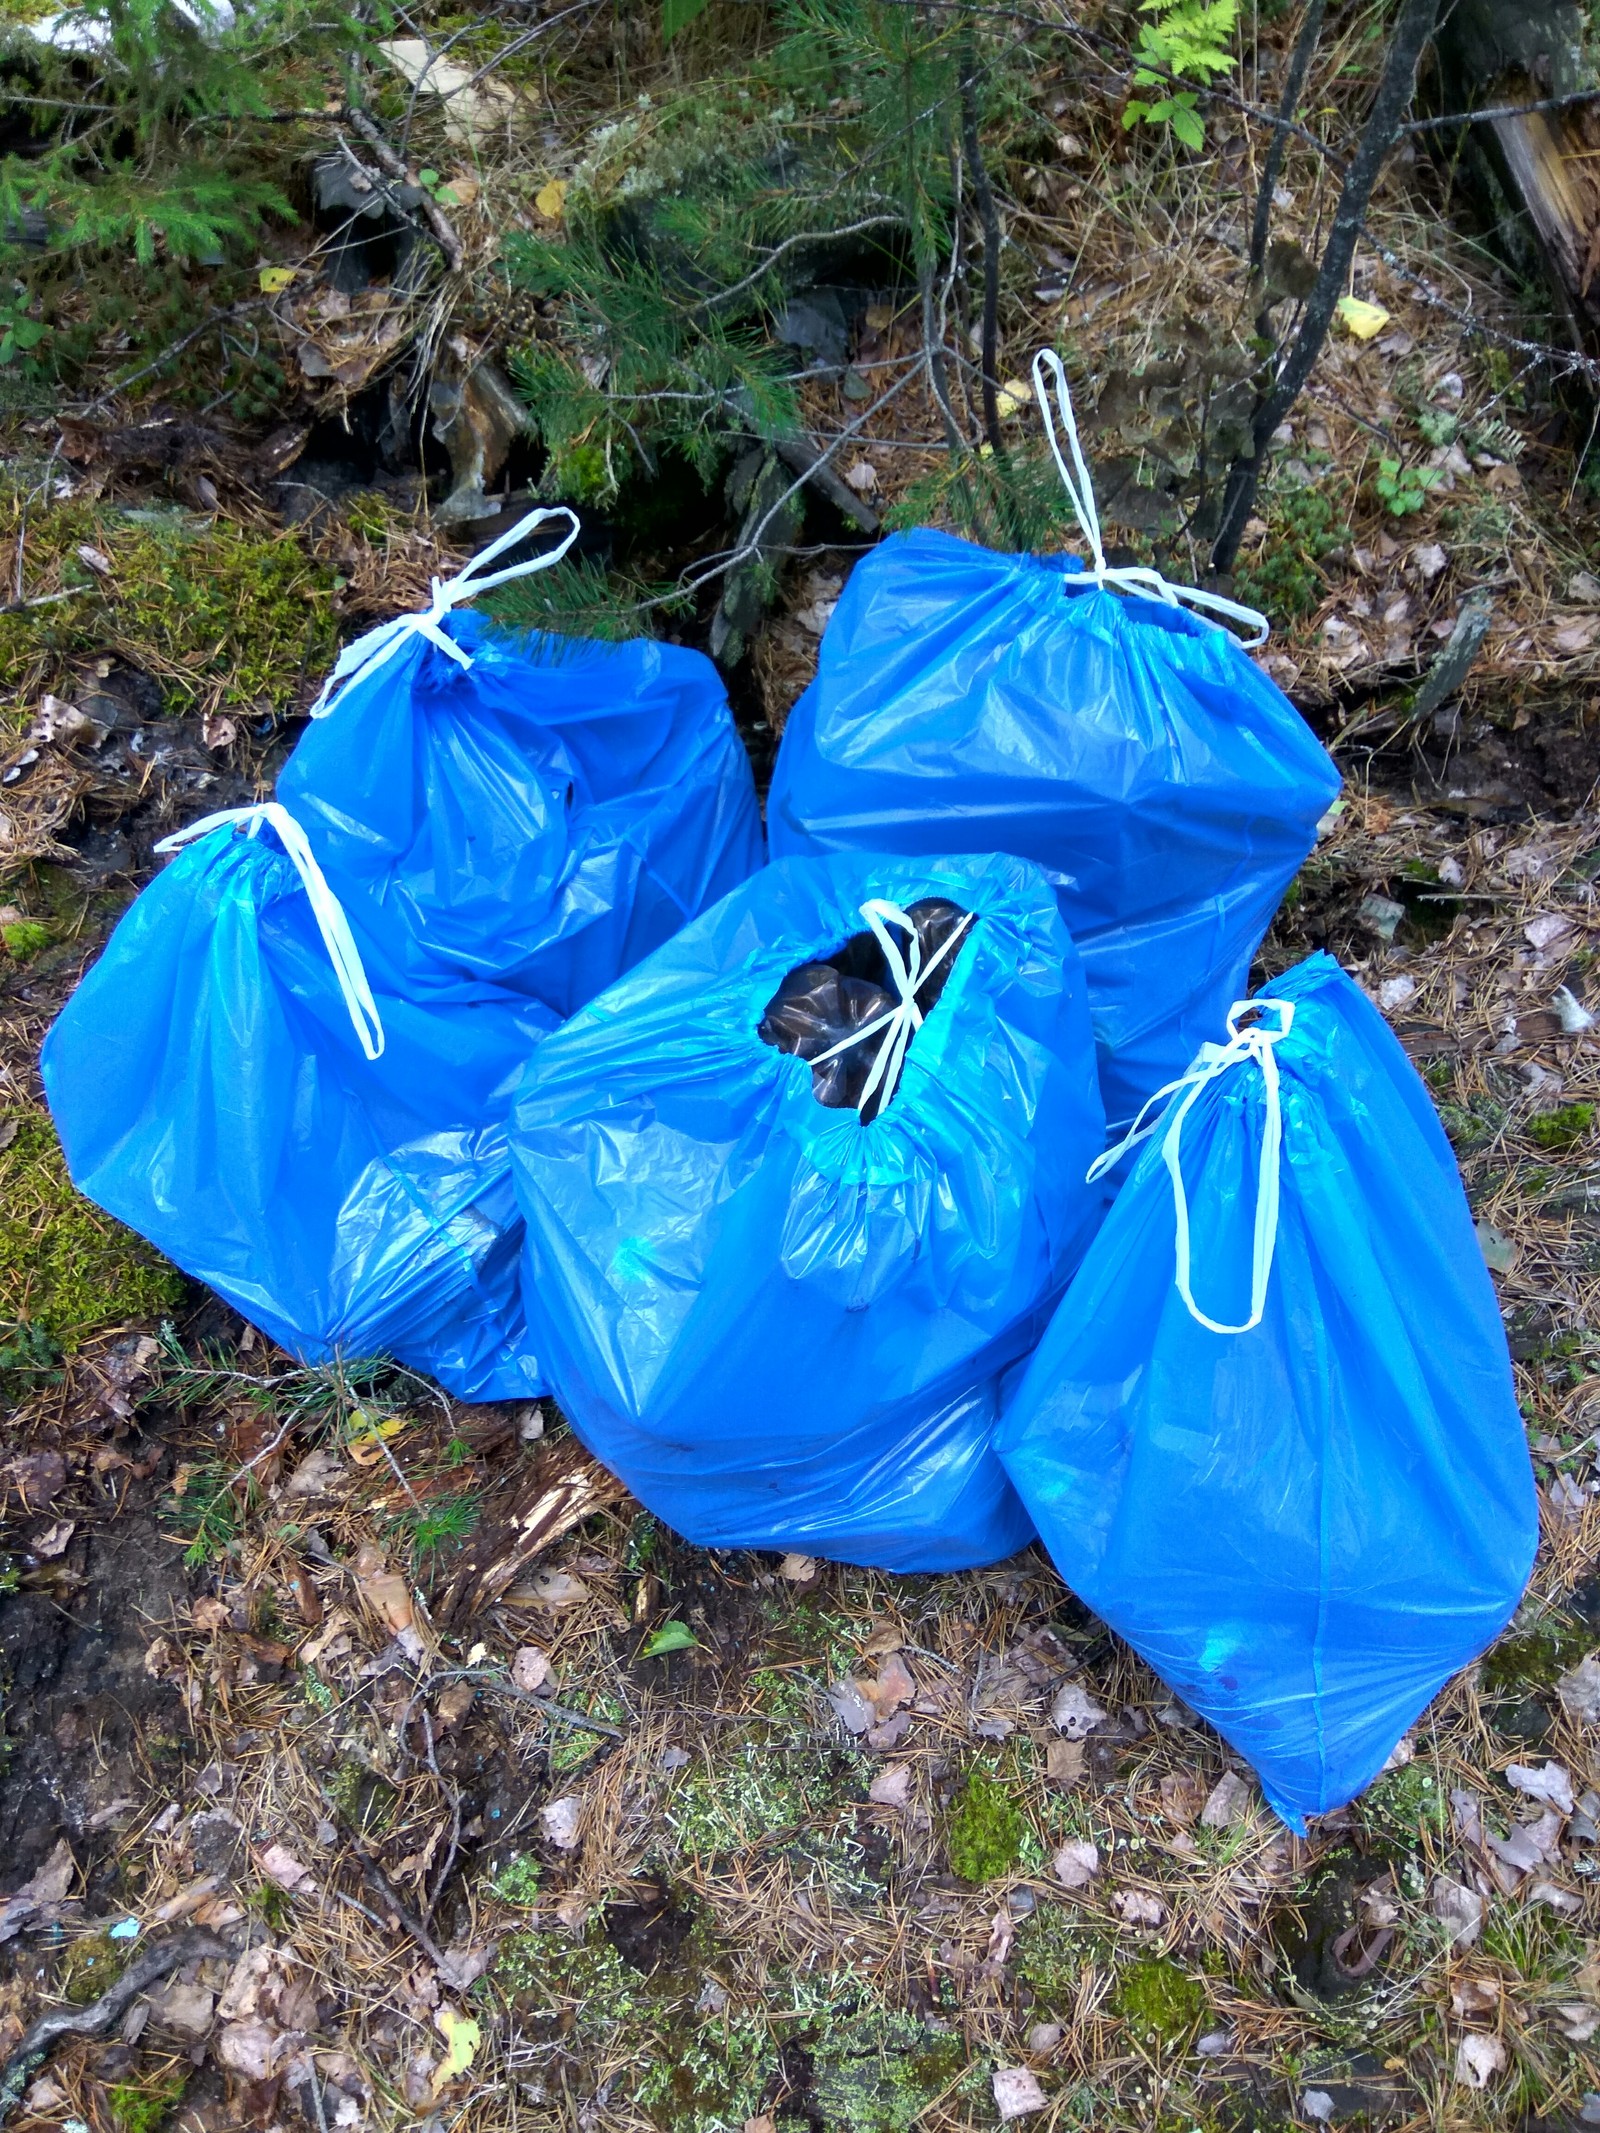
[1,2,1600,2131]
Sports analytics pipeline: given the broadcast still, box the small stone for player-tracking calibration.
[992,2068,1046,2121]
[539,1795,582,1851]
[1025,2022,1062,2054]
[1195,2029,1232,2057]
[1051,1839,1099,1890]
[1301,2093,1336,2124]
[511,1645,551,1695]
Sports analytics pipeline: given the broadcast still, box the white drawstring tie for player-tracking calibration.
[808,899,975,1117]
[156,802,386,1062]
[1031,350,1271,651]
[309,505,582,718]
[1087,998,1296,1334]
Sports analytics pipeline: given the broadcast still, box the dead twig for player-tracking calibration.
[433,1666,626,1740]
[0,1929,227,2124]
[343,106,464,272]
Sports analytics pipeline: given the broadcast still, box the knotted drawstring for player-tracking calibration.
[1030,350,1271,651]
[156,802,386,1062]
[308,504,582,718]
[1087,998,1296,1334]
[808,899,976,1118]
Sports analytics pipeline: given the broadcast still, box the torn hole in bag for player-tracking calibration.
[758,897,972,1122]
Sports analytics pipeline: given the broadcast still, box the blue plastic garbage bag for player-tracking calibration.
[993,951,1537,1828]
[277,507,765,1015]
[510,851,1108,1570]
[768,355,1339,1127]
[42,805,552,1400]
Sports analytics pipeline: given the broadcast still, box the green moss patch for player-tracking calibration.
[946,1768,1024,1884]
[0,492,337,725]
[1529,1103,1596,1152]
[109,2075,187,2133]
[0,1109,182,1349]
[1113,1957,1205,2044]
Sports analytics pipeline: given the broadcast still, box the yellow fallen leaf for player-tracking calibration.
[992,377,1032,420]
[258,265,296,295]
[346,1410,408,1465]
[1336,295,1390,341]
[535,179,568,221]
[433,2008,481,2092]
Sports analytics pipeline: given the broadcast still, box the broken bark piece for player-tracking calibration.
[430,354,533,525]
[432,1434,629,1627]
[1433,0,1600,341]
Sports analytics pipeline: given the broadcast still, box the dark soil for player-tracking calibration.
[0,1477,194,1892]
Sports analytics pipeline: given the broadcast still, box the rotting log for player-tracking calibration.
[1434,0,1600,346]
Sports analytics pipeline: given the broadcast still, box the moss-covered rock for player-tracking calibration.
[811,2012,971,2133]
[0,1109,181,1350]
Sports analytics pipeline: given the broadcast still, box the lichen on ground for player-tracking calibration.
[0,1109,182,1349]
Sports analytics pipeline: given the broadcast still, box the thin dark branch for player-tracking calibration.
[957,24,1003,456]
[1211,0,1443,575]
[1403,86,1600,134]
[73,304,260,417]
[1249,0,1326,277]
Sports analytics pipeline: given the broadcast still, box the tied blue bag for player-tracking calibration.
[277,508,765,1014]
[768,354,1340,1126]
[993,951,1537,1828]
[42,805,553,1400]
[510,852,1107,1570]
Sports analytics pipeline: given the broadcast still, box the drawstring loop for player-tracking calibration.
[309,505,582,718]
[155,802,386,1062]
[1030,351,1271,651]
[1087,998,1296,1334]
[809,899,975,1116]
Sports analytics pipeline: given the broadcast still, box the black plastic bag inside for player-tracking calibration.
[758,898,972,1120]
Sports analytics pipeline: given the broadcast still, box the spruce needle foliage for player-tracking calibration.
[501,0,978,516]
[0,0,383,268]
